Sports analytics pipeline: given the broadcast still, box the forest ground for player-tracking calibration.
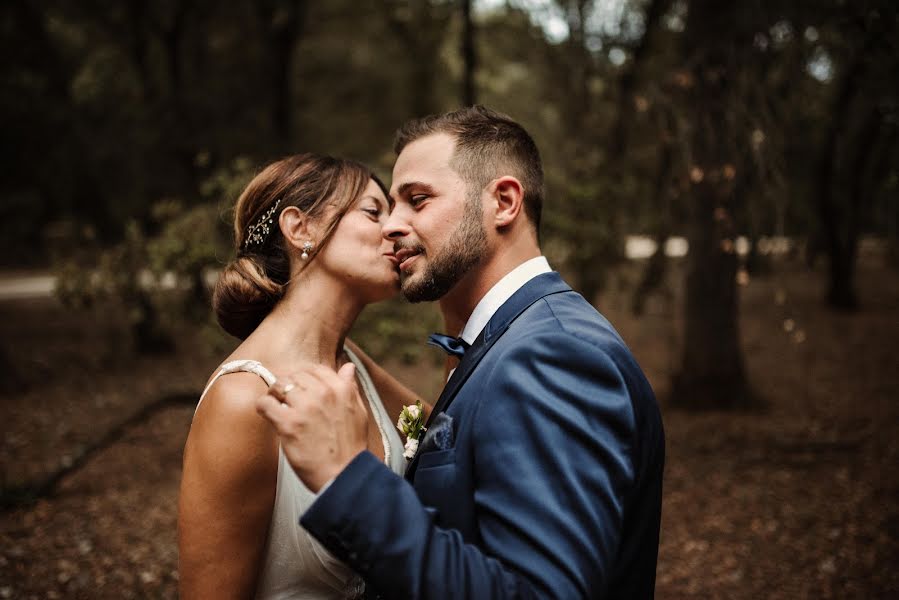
[1,255,896,599]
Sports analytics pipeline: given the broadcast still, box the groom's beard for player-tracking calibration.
[400,196,487,303]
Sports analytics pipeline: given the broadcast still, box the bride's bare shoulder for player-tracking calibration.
[189,370,276,453]
[179,370,278,596]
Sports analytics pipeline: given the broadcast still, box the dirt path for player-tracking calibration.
[1,260,897,598]
[0,273,55,301]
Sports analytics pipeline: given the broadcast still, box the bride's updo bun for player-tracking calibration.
[213,153,379,340]
[213,255,286,340]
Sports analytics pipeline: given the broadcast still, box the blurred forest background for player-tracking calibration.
[1,0,897,598]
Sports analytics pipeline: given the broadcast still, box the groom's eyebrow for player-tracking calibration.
[395,181,436,199]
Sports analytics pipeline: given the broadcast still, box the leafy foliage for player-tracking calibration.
[6,1,897,399]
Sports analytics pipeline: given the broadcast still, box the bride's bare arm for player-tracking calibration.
[178,374,279,599]
[344,339,430,422]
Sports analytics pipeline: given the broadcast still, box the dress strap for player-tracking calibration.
[344,347,393,466]
[195,359,277,413]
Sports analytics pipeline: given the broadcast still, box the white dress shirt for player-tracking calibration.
[447,256,552,379]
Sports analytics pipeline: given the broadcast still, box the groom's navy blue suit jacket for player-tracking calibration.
[302,272,665,599]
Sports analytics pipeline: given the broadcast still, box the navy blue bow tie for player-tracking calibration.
[427,333,470,358]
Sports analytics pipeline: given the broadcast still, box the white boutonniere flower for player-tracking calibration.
[396,400,426,460]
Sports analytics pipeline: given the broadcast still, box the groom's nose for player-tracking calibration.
[382,207,411,241]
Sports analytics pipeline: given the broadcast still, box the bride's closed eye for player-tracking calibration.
[362,206,382,220]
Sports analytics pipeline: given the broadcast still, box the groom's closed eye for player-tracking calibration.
[395,181,437,205]
[410,194,430,207]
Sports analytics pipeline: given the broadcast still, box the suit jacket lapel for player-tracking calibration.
[405,272,571,480]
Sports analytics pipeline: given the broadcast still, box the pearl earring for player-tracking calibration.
[301,241,314,260]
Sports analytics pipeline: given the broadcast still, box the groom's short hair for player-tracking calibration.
[394,105,544,232]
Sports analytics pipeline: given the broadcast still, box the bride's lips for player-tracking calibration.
[383,252,399,267]
[394,248,421,271]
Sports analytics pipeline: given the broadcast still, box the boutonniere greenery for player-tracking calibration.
[396,400,426,460]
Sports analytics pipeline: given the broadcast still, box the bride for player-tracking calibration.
[178,153,420,598]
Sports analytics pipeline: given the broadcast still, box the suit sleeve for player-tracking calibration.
[301,332,637,599]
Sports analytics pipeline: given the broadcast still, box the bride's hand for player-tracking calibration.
[256,362,369,492]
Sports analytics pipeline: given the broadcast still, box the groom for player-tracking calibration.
[257,106,665,598]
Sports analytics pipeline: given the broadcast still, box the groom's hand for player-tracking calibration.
[255,362,369,492]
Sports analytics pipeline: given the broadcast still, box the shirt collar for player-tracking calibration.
[458,256,552,345]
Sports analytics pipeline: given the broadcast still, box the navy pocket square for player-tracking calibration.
[419,412,454,454]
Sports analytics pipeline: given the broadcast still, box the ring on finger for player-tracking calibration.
[271,379,296,401]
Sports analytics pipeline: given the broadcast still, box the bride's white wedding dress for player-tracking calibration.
[195,347,406,599]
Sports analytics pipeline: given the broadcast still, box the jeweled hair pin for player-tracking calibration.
[243,199,281,250]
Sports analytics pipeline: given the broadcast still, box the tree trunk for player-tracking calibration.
[632,123,674,316]
[563,0,667,304]
[562,0,592,137]
[157,0,195,108]
[387,0,447,116]
[12,0,118,236]
[673,193,751,408]
[256,0,308,148]
[410,53,437,117]
[815,64,861,310]
[826,105,883,308]
[671,0,752,409]
[609,0,669,156]
[811,10,893,310]
[460,0,476,106]
[125,0,155,102]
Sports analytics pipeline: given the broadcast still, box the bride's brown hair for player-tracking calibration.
[213,153,385,340]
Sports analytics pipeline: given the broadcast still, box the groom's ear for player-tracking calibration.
[489,176,525,230]
[279,206,315,251]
